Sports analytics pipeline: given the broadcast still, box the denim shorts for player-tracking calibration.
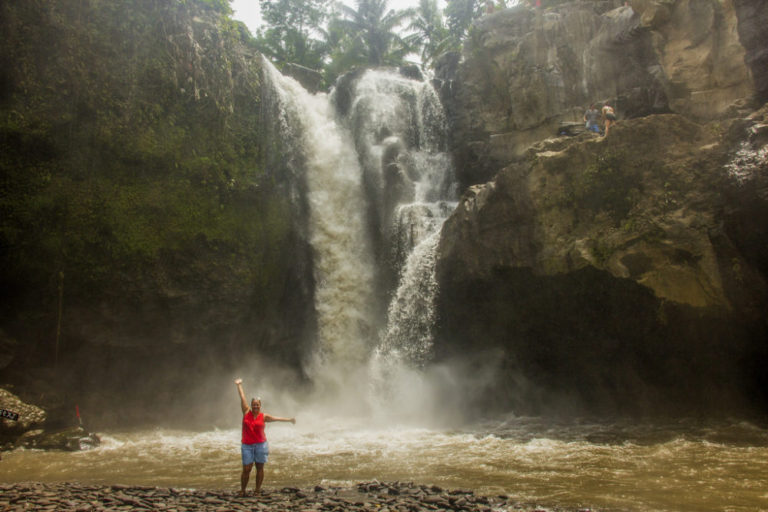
[241,442,268,465]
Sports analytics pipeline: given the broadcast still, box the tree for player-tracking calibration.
[255,0,330,70]
[444,0,483,46]
[405,0,450,67]
[332,0,413,67]
[198,0,234,15]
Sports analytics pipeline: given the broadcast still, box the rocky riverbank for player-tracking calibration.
[0,481,600,511]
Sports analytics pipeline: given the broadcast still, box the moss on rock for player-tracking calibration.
[0,0,314,421]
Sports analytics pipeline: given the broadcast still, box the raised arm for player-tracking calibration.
[264,414,296,424]
[235,378,248,415]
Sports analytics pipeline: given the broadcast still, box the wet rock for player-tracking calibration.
[631,0,754,118]
[440,0,759,189]
[436,109,768,417]
[0,481,606,512]
[733,0,768,102]
[16,425,100,451]
[0,388,47,449]
[283,63,324,93]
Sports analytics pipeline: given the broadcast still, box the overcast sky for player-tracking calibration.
[230,0,441,35]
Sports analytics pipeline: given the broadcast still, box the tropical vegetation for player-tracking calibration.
[252,0,498,83]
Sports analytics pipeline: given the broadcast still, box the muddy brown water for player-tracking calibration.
[1,416,766,511]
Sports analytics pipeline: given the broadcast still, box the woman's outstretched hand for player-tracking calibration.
[235,378,243,385]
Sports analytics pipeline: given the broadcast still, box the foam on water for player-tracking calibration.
[1,420,767,511]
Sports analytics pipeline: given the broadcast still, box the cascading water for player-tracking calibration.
[342,70,457,367]
[262,62,457,417]
[326,69,459,417]
[261,60,378,399]
[378,201,455,366]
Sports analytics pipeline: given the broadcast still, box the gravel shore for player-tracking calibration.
[0,481,597,511]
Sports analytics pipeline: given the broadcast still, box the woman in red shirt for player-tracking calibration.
[235,378,295,497]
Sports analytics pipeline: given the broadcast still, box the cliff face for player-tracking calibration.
[436,0,768,416]
[0,0,315,423]
[439,0,759,189]
[733,0,768,102]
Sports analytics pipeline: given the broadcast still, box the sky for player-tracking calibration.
[230,0,437,35]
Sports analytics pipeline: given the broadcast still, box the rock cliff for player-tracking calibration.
[0,0,315,424]
[439,0,761,189]
[435,0,768,416]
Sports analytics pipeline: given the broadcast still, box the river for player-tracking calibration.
[1,416,766,511]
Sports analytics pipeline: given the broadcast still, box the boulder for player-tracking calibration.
[435,111,768,416]
[733,0,768,102]
[440,0,759,189]
[16,426,100,451]
[0,388,46,448]
[631,0,755,119]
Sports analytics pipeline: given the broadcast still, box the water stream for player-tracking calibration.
[1,417,766,512]
[262,62,456,409]
[262,61,378,403]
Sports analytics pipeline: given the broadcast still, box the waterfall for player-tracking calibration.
[261,61,377,382]
[342,70,456,367]
[262,62,456,413]
[379,201,455,365]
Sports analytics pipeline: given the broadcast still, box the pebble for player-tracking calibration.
[0,481,604,511]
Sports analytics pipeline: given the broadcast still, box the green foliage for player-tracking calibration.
[255,0,331,70]
[444,0,484,47]
[198,0,234,15]
[590,240,613,266]
[0,0,292,309]
[572,150,640,222]
[328,0,413,69]
[404,0,451,67]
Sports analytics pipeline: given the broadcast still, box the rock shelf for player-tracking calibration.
[0,481,598,511]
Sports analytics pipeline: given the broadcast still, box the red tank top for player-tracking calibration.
[242,411,266,444]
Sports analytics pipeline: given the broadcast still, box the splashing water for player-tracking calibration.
[725,140,768,184]
[380,205,448,366]
[262,63,457,414]
[2,418,767,512]
[350,71,456,368]
[261,61,377,403]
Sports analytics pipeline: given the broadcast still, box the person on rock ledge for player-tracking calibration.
[235,378,295,497]
[602,103,617,136]
[583,103,601,134]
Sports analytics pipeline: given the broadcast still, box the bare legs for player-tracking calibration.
[604,119,613,136]
[239,462,265,496]
[255,463,265,493]
[240,463,253,496]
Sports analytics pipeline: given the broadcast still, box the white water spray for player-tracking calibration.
[262,63,457,417]
[261,61,377,398]
[347,70,456,366]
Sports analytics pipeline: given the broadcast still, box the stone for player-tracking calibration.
[439,0,760,189]
[436,109,768,416]
[16,425,100,451]
[733,0,768,102]
[0,388,46,446]
[640,0,754,119]
[283,63,324,94]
